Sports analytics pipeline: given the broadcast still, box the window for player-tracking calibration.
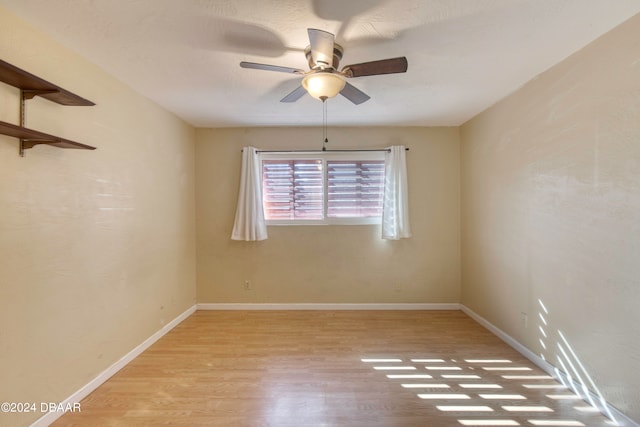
[261,152,385,225]
[262,159,324,221]
[327,160,385,219]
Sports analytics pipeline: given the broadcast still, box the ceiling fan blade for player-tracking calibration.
[307,28,335,67]
[340,82,370,105]
[342,57,408,78]
[240,61,304,74]
[280,85,307,103]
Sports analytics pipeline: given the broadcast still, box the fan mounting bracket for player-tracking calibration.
[304,43,343,70]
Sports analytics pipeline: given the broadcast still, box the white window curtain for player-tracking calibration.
[382,145,412,240]
[231,146,268,241]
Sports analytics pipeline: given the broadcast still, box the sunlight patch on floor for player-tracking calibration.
[361,355,613,426]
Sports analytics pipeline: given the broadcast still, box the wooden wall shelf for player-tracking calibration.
[0,59,96,156]
[0,120,96,150]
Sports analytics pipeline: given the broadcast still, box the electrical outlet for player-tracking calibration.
[244,280,251,290]
[521,312,528,328]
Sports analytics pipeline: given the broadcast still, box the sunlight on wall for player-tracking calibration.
[536,299,618,425]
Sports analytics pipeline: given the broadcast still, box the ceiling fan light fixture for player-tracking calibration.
[302,72,346,101]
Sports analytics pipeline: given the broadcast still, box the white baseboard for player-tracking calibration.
[460,304,639,427]
[460,304,545,369]
[197,302,461,311]
[30,304,197,427]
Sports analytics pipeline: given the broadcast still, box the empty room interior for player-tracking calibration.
[1,1,639,426]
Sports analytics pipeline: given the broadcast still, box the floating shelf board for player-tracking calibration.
[0,120,95,150]
[0,59,94,106]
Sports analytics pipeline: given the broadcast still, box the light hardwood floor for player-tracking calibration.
[53,310,617,426]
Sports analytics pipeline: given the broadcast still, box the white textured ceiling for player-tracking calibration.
[1,0,639,127]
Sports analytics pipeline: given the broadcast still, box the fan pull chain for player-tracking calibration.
[322,100,328,151]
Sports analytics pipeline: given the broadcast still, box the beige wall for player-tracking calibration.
[461,13,640,421]
[0,8,196,426]
[196,127,460,304]
[4,2,639,425]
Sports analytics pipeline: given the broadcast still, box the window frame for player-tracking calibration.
[260,151,385,226]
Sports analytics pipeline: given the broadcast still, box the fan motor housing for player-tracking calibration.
[305,43,343,70]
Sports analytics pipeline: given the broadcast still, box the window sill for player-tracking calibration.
[266,217,381,226]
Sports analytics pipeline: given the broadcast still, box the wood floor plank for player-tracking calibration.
[52,311,617,426]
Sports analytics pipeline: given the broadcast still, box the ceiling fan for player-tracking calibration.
[240,28,408,105]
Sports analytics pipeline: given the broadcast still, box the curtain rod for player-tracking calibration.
[242,148,409,153]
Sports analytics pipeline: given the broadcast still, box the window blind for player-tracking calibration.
[261,154,385,224]
[262,159,323,220]
[327,160,385,218]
